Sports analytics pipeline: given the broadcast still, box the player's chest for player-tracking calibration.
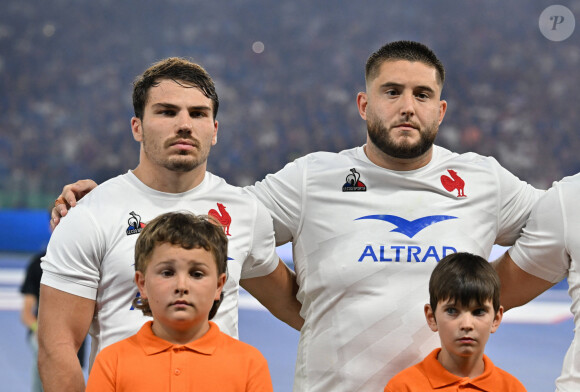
[303,166,496,235]
[100,201,254,270]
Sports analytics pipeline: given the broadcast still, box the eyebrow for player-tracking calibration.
[379,82,435,94]
[151,102,212,112]
[154,260,212,268]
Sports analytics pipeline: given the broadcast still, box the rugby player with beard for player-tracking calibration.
[51,41,542,391]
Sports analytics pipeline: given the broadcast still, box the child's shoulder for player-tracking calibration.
[490,365,527,391]
[217,330,263,355]
[209,328,266,366]
[384,362,427,391]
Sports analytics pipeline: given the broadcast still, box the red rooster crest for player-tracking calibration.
[208,203,232,236]
[440,169,467,197]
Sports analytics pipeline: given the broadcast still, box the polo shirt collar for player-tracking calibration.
[422,348,499,391]
[136,321,220,356]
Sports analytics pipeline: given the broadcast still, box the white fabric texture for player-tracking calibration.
[41,170,279,367]
[248,145,541,392]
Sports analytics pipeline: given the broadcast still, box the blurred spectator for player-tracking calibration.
[1,1,579,208]
[20,251,86,391]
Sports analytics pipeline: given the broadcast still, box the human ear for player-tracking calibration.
[212,120,218,146]
[135,271,147,299]
[438,100,447,124]
[356,92,369,120]
[131,117,143,142]
[490,305,504,333]
[215,273,226,301]
[424,304,438,332]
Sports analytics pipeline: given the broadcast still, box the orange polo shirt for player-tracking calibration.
[86,321,273,392]
[384,348,527,391]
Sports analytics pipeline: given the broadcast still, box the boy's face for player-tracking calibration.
[136,242,226,341]
[424,298,503,366]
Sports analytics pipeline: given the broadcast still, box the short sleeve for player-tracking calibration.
[509,183,570,283]
[246,156,306,246]
[493,158,543,246]
[40,204,105,299]
[239,198,279,280]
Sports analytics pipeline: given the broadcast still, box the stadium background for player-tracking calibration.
[0,1,578,390]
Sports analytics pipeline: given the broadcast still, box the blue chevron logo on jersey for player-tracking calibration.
[355,214,457,238]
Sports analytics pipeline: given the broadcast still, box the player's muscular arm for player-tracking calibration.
[493,251,556,311]
[38,285,95,392]
[51,179,98,230]
[240,260,304,331]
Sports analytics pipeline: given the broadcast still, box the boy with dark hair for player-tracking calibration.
[86,211,273,391]
[385,252,526,391]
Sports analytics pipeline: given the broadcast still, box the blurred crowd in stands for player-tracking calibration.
[1,0,580,208]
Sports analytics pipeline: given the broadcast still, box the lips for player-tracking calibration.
[394,123,419,130]
[457,337,476,344]
[171,300,192,307]
[166,138,198,149]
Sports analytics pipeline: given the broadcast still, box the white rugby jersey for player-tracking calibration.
[248,145,541,392]
[510,173,580,391]
[41,171,278,367]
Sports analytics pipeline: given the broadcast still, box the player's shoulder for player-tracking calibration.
[65,173,139,224]
[204,172,260,205]
[431,146,513,180]
[434,145,498,166]
[204,171,244,193]
[80,173,133,204]
[302,146,366,165]
[554,172,580,189]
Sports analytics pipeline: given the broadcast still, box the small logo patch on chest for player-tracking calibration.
[126,211,146,235]
[441,169,467,197]
[342,168,367,192]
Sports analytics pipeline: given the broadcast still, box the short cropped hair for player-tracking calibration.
[132,57,219,120]
[133,211,228,320]
[365,40,445,86]
[429,252,500,314]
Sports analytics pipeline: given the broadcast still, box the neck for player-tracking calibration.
[151,320,210,345]
[363,142,433,171]
[132,161,206,193]
[437,349,485,379]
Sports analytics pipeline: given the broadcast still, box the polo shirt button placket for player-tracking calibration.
[174,368,181,376]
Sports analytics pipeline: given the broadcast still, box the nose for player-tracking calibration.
[459,313,474,331]
[399,92,415,118]
[176,111,193,134]
[175,273,189,295]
